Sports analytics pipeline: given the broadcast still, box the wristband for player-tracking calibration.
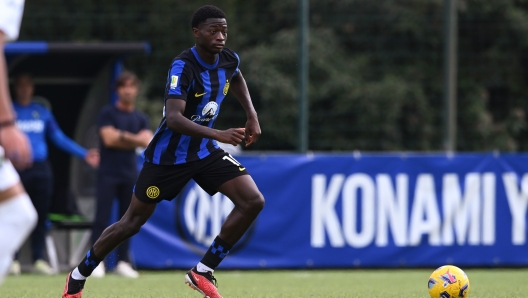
[0,119,15,129]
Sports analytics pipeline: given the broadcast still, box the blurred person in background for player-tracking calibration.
[63,6,263,298]
[9,73,99,275]
[89,71,152,278]
[0,0,38,286]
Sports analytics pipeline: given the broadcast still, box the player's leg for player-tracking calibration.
[0,159,37,285]
[63,161,191,297]
[197,174,263,269]
[9,164,37,274]
[62,195,156,297]
[186,152,264,298]
[216,175,264,243]
[92,194,156,268]
[113,178,139,278]
[0,189,37,284]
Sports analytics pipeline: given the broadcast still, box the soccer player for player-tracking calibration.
[63,5,264,298]
[0,0,38,286]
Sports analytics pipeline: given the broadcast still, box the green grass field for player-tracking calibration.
[1,268,526,297]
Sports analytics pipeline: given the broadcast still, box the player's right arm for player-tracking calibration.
[0,33,14,124]
[165,98,245,146]
[0,21,32,169]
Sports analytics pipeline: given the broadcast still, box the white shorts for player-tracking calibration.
[0,0,25,42]
[0,146,20,191]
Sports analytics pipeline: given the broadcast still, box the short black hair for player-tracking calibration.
[191,5,226,28]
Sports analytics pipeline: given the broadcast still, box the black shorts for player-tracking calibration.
[134,149,249,204]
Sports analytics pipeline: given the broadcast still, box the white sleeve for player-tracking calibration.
[0,0,25,42]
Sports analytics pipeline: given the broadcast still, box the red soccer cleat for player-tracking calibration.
[62,272,85,298]
[185,267,223,298]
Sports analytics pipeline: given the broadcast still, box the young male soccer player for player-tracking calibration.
[63,5,264,298]
[0,0,38,286]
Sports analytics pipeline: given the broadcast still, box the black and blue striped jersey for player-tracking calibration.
[142,46,240,165]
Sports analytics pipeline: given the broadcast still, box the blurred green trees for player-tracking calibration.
[19,0,528,151]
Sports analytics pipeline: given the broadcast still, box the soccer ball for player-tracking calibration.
[427,265,470,298]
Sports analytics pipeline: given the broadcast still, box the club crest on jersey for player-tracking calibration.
[223,80,230,95]
[191,102,218,123]
[170,75,179,89]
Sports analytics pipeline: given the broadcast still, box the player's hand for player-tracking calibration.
[84,148,100,168]
[216,128,245,146]
[245,117,261,147]
[0,125,33,169]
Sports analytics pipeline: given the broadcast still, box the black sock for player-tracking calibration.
[77,248,102,277]
[200,236,232,270]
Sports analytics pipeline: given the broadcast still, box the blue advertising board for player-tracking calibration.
[130,153,528,269]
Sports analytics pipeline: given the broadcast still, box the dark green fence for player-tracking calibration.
[18,0,528,152]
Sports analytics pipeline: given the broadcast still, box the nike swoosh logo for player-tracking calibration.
[239,167,246,171]
[195,92,207,97]
[191,272,200,282]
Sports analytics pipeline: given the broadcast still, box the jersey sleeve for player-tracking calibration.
[233,51,241,76]
[165,59,192,101]
[0,0,25,42]
[46,113,87,158]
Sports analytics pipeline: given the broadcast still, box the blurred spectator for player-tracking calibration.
[90,71,152,278]
[10,73,99,275]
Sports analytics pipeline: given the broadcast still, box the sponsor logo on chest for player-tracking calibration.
[191,101,219,123]
[17,119,44,133]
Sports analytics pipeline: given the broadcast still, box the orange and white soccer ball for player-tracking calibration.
[428,265,470,298]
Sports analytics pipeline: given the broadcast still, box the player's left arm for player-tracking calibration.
[230,70,260,147]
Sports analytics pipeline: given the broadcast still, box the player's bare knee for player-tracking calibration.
[246,192,265,216]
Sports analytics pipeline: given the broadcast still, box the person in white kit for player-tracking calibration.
[0,0,38,286]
